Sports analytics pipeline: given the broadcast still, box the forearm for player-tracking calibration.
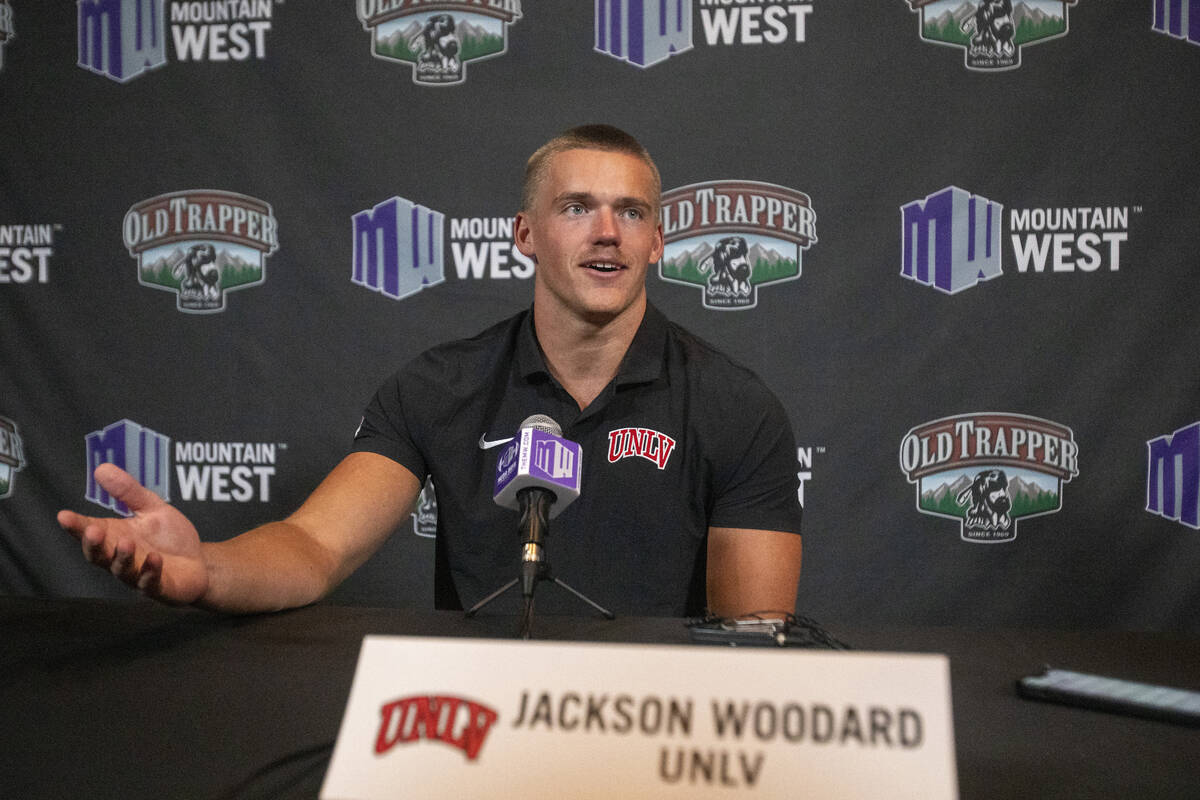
[193,453,421,613]
[195,521,344,614]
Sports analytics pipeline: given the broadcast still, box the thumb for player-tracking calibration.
[92,463,167,515]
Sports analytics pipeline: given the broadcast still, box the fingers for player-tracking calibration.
[56,509,91,539]
[109,537,135,579]
[137,552,164,596]
[57,463,172,599]
[77,526,163,596]
[79,524,109,564]
[92,463,165,515]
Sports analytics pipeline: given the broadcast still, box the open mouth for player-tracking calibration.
[583,261,624,273]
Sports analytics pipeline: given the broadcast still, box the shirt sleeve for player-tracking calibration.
[350,369,429,482]
[706,380,804,535]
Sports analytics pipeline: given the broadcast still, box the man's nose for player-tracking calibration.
[592,207,620,243]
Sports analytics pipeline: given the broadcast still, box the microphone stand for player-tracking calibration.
[466,488,615,638]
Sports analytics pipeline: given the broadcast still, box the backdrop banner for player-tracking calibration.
[1,2,1198,631]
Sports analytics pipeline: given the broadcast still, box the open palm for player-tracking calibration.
[57,463,209,605]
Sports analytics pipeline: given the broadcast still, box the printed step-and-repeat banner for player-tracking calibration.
[1,2,1198,631]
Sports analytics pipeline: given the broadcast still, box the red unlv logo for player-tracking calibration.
[375,695,499,761]
[607,427,677,470]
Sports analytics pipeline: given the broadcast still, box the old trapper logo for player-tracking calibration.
[124,190,279,313]
[357,0,522,86]
[905,0,1076,71]
[412,479,437,538]
[0,416,25,499]
[900,413,1079,542]
[659,181,817,310]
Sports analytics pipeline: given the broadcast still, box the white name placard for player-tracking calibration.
[321,636,957,799]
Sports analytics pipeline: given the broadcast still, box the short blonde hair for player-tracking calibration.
[521,124,662,213]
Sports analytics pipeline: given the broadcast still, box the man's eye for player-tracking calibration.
[566,204,586,215]
[622,208,643,220]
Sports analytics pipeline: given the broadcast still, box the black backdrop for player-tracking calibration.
[2,1,1198,632]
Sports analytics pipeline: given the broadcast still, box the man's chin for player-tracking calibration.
[576,296,645,328]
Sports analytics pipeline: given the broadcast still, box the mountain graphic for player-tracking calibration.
[921,470,1061,518]
[1012,2,1064,27]
[664,241,714,269]
[1007,474,1055,505]
[923,473,973,506]
[385,18,494,50]
[747,242,783,266]
[141,246,259,289]
[927,1,977,32]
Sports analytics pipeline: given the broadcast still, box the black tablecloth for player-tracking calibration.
[1,597,1196,798]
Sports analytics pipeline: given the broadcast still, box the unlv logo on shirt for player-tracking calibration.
[607,427,677,470]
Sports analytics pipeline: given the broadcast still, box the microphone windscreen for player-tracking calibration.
[519,414,561,437]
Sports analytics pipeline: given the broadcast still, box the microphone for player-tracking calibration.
[493,414,582,598]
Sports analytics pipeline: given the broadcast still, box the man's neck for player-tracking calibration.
[533,298,646,410]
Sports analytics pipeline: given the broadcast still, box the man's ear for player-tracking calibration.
[650,221,664,264]
[514,211,536,258]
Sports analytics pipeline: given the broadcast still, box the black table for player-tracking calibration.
[1,597,1196,799]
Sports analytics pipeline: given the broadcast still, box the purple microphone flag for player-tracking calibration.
[493,428,582,518]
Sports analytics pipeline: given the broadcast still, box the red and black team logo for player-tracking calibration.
[607,427,677,470]
[375,694,499,761]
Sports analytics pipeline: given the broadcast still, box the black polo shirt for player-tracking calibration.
[351,303,803,617]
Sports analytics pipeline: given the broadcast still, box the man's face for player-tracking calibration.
[515,148,664,327]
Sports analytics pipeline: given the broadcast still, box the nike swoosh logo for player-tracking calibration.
[478,434,515,450]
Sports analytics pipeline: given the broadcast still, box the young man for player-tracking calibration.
[57,125,804,618]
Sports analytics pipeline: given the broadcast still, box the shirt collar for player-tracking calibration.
[615,302,668,386]
[515,302,668,386]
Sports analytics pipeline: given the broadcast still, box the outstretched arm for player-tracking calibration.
[57,452,421,614]
[705,527,803,619]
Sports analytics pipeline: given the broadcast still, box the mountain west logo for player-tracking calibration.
[901,186,1134,294]
[595,1,814,68]
[78,0,281,82]
[797,445,825,508]
[352,197,533,301]
[0,416,25,499]
[0,1,13,73]
[356,0,522,86]
[901,186,1003,294]
[1146,422,1200,529]
[124,190,278,313]
[1153,0,1200,45]
[595,0,692,66]
[84,419,282,515]
[1,223,58,284]
[900,413,1079,542]
[904,0,1076,71]
[659,180,816,310]
[86,419,171,514]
